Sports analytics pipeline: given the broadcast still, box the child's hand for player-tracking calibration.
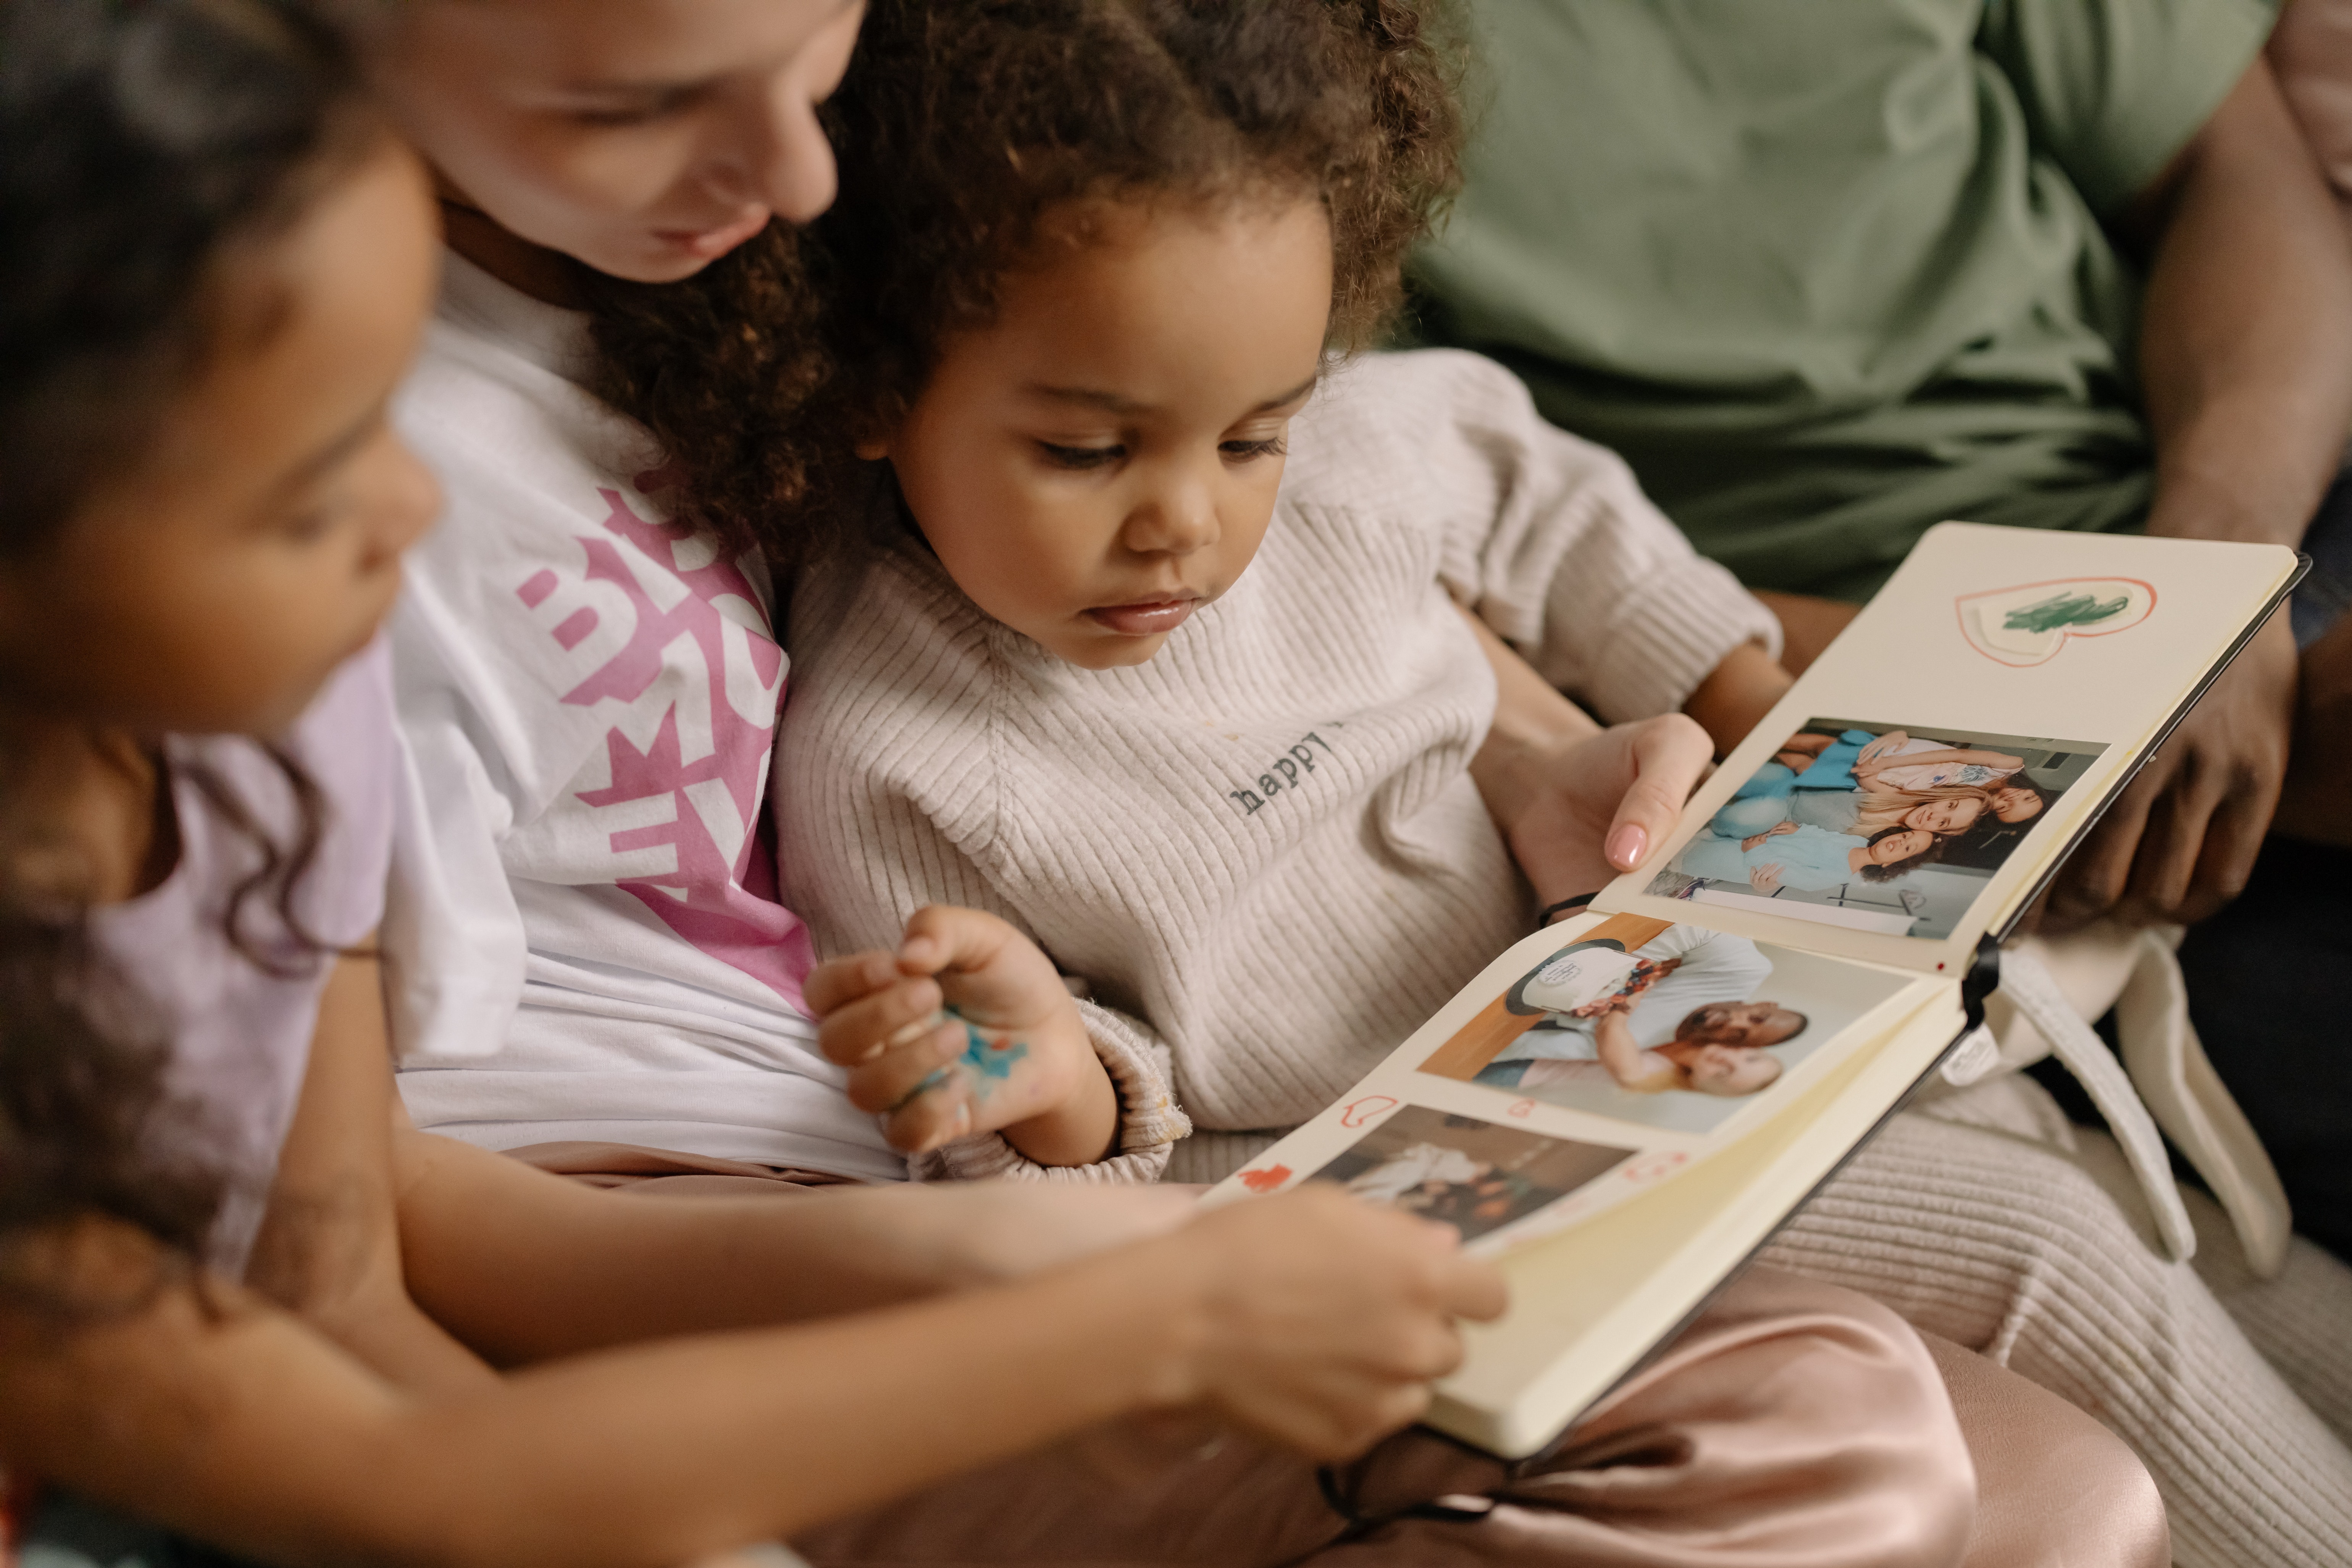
[1148,1188,1506,1459]
[1748,864,1785,895]
[806,907,1118,1166]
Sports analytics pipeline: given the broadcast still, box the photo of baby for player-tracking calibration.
[1309,1106,1635,1244]
[1416,914,1915,1134]
[1643,719,2106,940]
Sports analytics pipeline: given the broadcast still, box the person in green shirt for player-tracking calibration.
[1411,0,2352,930]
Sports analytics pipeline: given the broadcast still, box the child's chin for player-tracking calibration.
[1054,631,1169,670]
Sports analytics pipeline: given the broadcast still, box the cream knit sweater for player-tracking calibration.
[775,349,1779,1181]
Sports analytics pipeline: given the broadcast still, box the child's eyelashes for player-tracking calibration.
[1036,441,1125,470]
[1033,437,1288,470]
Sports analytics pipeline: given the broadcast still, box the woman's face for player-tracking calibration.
[370,0,865,282]
[1903,796,1984,834]
[1866,828,1935,865]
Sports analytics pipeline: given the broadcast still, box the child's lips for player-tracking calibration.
[1085,596,1200,636]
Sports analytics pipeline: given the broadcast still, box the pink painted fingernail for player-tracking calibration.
[1607,824,1647,868]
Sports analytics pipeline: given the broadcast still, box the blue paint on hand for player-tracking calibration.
[946,1006,1029,1098]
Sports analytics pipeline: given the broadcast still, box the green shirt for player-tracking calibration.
[1410,0,2274,601]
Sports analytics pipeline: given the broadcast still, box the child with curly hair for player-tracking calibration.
[775,0,1750,1179]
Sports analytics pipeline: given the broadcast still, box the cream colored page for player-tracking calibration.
[1198,914,1939,1255]
[1597,523,2299,975]
[1426,992,1970,1456]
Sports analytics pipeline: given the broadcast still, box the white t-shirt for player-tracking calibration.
[1868,736,2018,792]
[385,253,902,1181]
[1497,927,1776,1062]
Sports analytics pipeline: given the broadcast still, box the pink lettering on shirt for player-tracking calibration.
[527,485,812,1007]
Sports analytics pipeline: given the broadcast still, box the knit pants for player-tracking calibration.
[1763,1073,2352,1568]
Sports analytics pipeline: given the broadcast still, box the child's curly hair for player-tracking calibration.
[584,0,1464,565]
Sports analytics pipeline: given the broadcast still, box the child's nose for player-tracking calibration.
[369,441,443,567]
[1124,475,1220,557]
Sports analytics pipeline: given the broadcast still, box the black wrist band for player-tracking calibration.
[1538,893,1597,928]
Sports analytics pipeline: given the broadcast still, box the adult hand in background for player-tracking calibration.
[2049,53,2352,926]
[1482,714,1714,910]
[2046,610,2297,930]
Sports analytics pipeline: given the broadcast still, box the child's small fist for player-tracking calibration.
[804,906,1114,1164]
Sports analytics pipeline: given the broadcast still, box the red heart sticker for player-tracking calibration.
[1238,1164,1292,1193]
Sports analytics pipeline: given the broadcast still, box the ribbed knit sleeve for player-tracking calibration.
[777,549,1188,1183]
[913,998,1191,1183]
[1287,351,1782,721]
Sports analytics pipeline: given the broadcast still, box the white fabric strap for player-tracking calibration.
[2112,932,2293,1278]
[1997,945,2198,1263]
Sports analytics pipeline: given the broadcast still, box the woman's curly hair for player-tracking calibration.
[585,0,1465,566]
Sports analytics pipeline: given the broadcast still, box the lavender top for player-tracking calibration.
[92,643,396,1276]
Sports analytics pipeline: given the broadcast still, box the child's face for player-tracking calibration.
[1865,827,1936,865]
[874,198,1333,670]
[0,142,442,737]
[1992,785,2043,823]
[375,0,864,282]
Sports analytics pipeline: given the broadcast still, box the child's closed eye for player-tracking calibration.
[1036,441,1125,470]
[1220,436,1288,462]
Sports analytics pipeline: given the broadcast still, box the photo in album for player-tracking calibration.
[1307,1106,1635,1244]
[1643,719,2106,940]
[1416,914,1916,1134]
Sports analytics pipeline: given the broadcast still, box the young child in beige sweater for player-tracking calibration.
[773,8,1778,1183]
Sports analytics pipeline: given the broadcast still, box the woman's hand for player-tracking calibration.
[1146,1188,1507,1458]
[1748,864,1785,895]
[1482,715,1714,908]
[806,906,1117,1166]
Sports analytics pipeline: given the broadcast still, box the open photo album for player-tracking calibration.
[1199,522,2304,1458]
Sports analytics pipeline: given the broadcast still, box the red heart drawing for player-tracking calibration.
[1619,1151,1689,1184]
[1954,577,2156,668]
[1237,1164,1292,1194]
[1338,1095,1399,1129]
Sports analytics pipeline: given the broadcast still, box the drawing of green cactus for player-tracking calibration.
[2002,591,2129,635]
